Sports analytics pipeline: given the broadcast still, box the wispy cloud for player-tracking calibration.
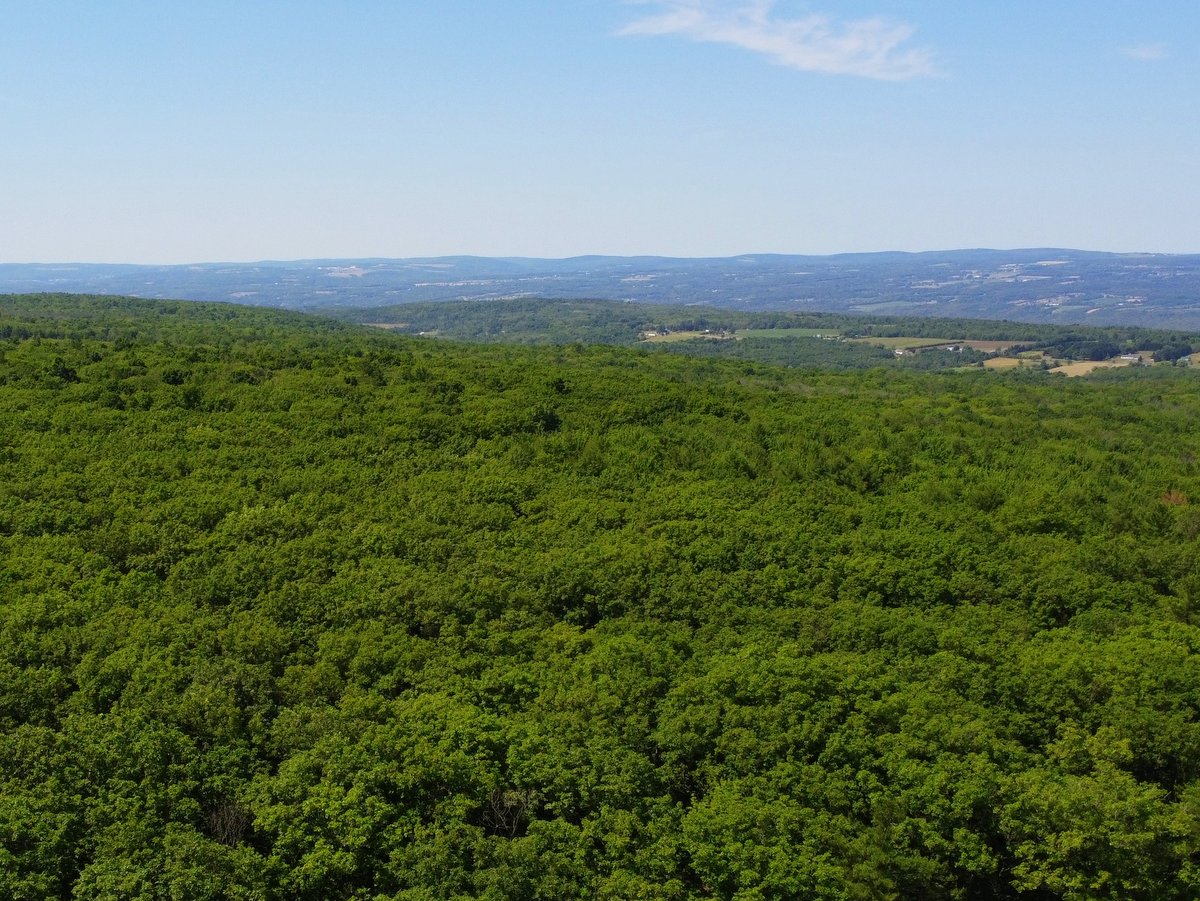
[1120,42,1169,62]
[619,1,937,81]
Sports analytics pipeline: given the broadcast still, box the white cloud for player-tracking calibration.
[1120,42,1169,62]
[619,1,937,81]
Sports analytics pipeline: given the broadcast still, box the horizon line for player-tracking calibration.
[3,246,1197,268]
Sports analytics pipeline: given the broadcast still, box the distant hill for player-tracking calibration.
[4,248,1200,327]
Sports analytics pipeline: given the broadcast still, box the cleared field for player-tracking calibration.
[984,352,1056,370]
[736,328,840,339]
[1050,359,1133,377]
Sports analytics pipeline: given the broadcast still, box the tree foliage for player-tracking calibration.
[2,294,1199,898]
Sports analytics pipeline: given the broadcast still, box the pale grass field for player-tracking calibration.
[1049,359,1133,377]
[983,357,1025,369]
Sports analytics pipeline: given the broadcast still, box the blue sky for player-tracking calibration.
[2,1,1197,262]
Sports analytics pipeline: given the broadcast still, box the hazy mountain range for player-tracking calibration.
[4,249,1200,328]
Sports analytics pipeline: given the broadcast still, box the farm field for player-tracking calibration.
[1049,359,1136,377]
[982,356,1025,369]
[983,352,1055,370]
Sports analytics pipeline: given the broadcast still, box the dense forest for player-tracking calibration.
[2,294,1200,899]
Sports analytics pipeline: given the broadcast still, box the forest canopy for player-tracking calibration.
[2,294,1199,899]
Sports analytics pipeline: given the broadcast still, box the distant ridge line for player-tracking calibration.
[4,248,1200,329]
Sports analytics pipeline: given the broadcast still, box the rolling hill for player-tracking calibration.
[5,248,1200,328]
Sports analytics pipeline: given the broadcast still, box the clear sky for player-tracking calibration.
[2,1,1197,262]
